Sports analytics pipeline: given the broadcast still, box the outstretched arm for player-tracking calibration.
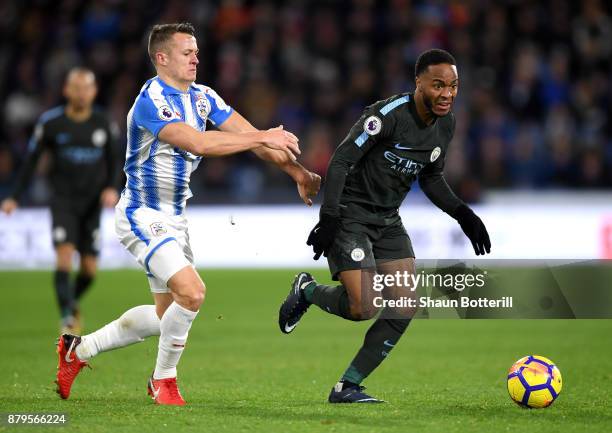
[158,120,299,159]
[218,111,321,206]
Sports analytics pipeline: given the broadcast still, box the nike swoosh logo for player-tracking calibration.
[394,143,413,150]
[150,379,161,399]
[64,339,77,363]
[383,340,395,348]
[295,274,309,294]
[284,323,297,333]
[300,280,311,291]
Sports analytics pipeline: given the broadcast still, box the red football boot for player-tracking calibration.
[147,376,186,406]
[55,334,89,399]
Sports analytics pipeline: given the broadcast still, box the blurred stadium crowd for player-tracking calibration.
[0,0,610,205]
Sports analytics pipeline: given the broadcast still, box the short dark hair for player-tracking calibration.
[65,67,96,83]
[415,49,456,77]
[147,22,196,64]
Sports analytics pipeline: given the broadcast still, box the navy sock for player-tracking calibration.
[308,284,354,321]
[341,315,411,384]
[74,273,94,301]
[54,270,74,318]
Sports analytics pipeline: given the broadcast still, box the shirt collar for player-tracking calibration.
[153,76,196,95]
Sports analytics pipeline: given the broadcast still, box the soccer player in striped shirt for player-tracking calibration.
[55,22,321,406]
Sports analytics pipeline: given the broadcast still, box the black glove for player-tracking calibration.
[454,204,491,256]
[306,213,340,260]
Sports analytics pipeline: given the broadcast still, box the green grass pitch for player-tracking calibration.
[0,269,611,432]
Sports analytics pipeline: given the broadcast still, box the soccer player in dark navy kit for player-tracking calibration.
[1,68,120,334]
[279,49,491,403]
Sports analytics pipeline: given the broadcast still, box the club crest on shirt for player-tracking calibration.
[157,105,175,121]
[364,116,382,136]
[196,96,211,121]
[430,146,441,162]
[150,222,167,237]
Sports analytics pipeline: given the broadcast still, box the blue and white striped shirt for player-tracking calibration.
[123,76,233,215]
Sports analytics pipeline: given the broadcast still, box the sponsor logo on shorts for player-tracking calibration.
[150,222,167,237]
[351,247,365,262]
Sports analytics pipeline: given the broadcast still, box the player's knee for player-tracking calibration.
[168,266,206,311]
[56,263,72,273]
[194,279,206,305]
[175,288,204,311]
[190,286,205,310]
[176,281,205,312]
[348,303,378,321]
[344,290,375,321]
[345,287,377,321]
[56,247,74,271]
[80,257,97,277]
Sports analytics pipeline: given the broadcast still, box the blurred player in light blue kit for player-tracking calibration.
[54,22,320,406]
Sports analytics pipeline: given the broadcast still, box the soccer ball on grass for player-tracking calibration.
[507,355,562,408]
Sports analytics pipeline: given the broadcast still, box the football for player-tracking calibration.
[507,355,563,408]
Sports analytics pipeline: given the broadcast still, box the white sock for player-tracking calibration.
[76,305,161,360]
[153,302,198,379]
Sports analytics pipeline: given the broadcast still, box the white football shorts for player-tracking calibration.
[115,196,193,293]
